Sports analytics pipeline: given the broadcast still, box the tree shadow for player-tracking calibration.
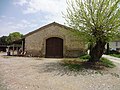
[33,60,109,76]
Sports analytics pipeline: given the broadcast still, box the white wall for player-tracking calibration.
[109,41,120,50]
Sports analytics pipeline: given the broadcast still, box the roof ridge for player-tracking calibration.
[23,22,71,38]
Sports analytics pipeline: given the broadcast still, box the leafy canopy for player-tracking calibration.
[6,32,23,44]
[65,0,120,44]
[0,36,8,45]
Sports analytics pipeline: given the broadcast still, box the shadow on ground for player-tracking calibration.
[32,61,116,77]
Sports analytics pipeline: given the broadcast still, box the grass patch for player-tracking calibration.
[62,55,115,72]
[80,54,115,68]
[109,54,120,58]
[100,57,116,68]
[79,54,90,59]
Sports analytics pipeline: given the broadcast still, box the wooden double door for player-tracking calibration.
[45,37,63,58]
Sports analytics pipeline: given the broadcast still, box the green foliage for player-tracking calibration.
[100,57,116,68]
[6,32,23,44]
[110,54,120,58]
[0,36,8,45]
[79,54,115,68]
[79,54,90,59]
[62,57,115,71]
[113,34,120,41]
[65,0,120,44]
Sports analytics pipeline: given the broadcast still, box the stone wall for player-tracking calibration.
[24,23,86,57]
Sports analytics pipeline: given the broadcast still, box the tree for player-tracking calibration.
[6,32,23,44]
[65,0,120,62]
[0,36,8,45]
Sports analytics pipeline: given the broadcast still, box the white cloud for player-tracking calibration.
[14,0,67,24]
[0,18,38,36]
[14,0,67,14]
[8,19,38,32]
[1,15,6,18]
[23,0,66,14]
[13,0,28,6]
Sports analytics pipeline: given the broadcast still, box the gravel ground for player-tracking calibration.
[0,53,120,90]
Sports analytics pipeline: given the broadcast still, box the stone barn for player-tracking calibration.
[22,22,86,58]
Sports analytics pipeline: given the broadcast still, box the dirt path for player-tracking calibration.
[0,53,120,90]
[103,55,120,64]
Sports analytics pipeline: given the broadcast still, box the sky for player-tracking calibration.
[0,0,67,37]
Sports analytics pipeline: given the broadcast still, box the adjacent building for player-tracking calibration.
[109,41,120,51]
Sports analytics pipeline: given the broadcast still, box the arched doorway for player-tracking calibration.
[45,37,63,58]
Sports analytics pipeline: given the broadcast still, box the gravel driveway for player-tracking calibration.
[0,53,120,90]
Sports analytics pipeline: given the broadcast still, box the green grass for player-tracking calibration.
[61,55,115,72]
[100,57,116,68]
[80,54,115,68]
[79,54,90,59]
[109,54,120,58]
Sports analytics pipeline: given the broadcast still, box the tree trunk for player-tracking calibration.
[89,40,106,62]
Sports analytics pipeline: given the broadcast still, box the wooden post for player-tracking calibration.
[7,46,10,56]
[22,41,24,55]
[16,47,19,55]
[12,44,15,55]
